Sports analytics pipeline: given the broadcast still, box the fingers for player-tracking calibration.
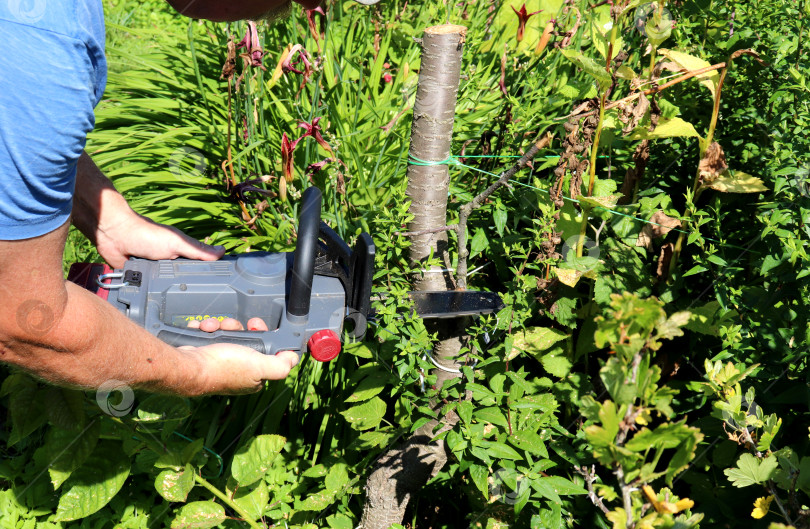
[247,317,268,331]
[261,351,300,380]
[191,318,262,332]
[173,231,225,261]
[186,344,301,395]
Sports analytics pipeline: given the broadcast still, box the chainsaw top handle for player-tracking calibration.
[288,186,321,320]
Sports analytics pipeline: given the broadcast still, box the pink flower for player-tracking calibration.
[306,158,332,174]
[306,6,326,46]
[297,116,332,154]
[511,3,541,42]
[383,72,393,83]
[237,21,265,69]
[282,44,314,84]
[281,132,299,184]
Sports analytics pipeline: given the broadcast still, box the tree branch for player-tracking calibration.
[577,465,611,515]
[456,132,553,289]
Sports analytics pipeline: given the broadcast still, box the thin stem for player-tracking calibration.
[668,65,730,279]
[577,19,617,256]
[768,481,795,526]
[456,133,552,288]
[576,465,611,515]
[195,473,264,529]
[560,62,728,121]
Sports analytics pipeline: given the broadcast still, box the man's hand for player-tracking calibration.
[72,151,224,268]
[180,318,298,394]
[95,213,225,269]
[183,317,299,395]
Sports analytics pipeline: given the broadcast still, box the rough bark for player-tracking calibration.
[403,24,467,292]
[359,24,467,529]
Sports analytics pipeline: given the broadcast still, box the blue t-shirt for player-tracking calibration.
[0,0,106,240]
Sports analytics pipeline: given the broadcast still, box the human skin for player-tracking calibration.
[0,1,325,395]
[165,0,322,22]
[0,152,299,396]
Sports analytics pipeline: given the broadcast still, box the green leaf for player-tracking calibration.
[5,374,47,446]
[351,428,399,449]
[615,65,637,80]
[540,350,572,378]
[44,388,86,430]
[600,357,638,405]
[626,420,703,483]
[54,442,130,521]
[509,430,548,457]
[469,464,489,499]
[231,480,269,521]
[561,49,611,91]
[685,301,737,336]
[182,438,205,464]
[155,464,195,502]
[340,397,386,431]
[584,401,623,465]
[493,202,508,237]
[457,401,473,424]
[135,395,191,423]
[579,195,620,210]
[231,435,286,486]
[483,441,523,460]
[626,117,700,140]
[510,327,569,361]
[345,343,373,358]
[171,501,226,529]
[706,170,768,193]
[325,463,350,493]
[658,48,719,98]
[724,453,778,487]
[532,477,561,503]
[298,490,336,511]
[539,475,587,496]
[46,421,101,490]
[470,229,489,257]
[657,311,691,340]
[345,373,387,403]
[474,407,510,428]
[326,514,354,529]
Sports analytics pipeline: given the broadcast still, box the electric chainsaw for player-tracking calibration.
[68,187,503,362]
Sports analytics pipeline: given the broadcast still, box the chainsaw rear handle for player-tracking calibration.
[156,328,268,353]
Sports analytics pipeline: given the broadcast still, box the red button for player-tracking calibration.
[308,330,341,362]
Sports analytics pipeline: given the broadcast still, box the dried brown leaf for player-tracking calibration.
[656,243,674,280]
[636,211,682,251]
[698,142,728,183]
[221,38,237,80]
[621,93,651,135]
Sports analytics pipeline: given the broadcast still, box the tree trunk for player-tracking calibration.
[359,24,467,529]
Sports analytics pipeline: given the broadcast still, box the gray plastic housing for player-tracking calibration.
[106,252,346,357]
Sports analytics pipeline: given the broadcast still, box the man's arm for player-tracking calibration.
[0,221,298,396]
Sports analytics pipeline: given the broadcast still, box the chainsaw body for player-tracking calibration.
[69,187,375,361]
